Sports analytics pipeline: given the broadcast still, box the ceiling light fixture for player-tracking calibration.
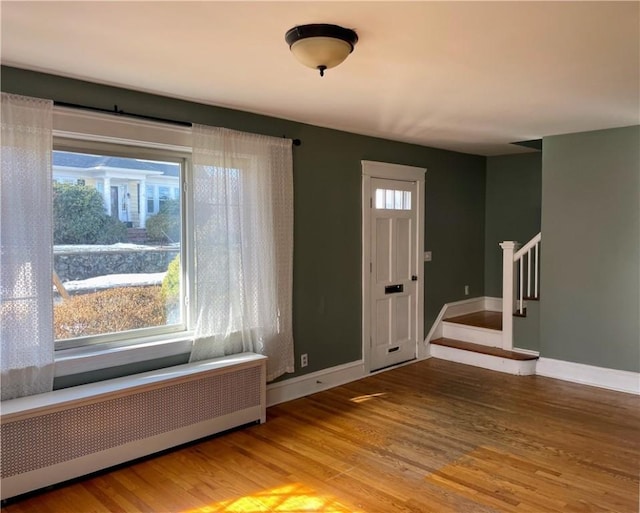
[285,24,358,77]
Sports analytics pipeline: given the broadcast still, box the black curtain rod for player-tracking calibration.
[54,101,192,127]
[54,101,302,146]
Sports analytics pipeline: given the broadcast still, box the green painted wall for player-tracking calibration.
[514,301,540,353]
[484,153,542,298]
[541,126,640,372]
[2,66,486,385]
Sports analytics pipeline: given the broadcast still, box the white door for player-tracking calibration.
[369,178,418,371]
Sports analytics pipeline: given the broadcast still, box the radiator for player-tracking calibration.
[0,352,267,500]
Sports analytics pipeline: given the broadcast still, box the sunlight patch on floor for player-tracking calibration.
[349,392,387,403]
[181,482,361,512]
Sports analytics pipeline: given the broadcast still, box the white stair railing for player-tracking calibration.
[500,233,541,350]
[514,233,541,313]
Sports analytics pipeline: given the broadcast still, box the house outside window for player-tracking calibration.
[52,146,188,350]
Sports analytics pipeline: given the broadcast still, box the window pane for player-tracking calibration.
[375,189,384,209]
[403,191,411,210]
[52,150,182,343]
[394,190,403,210]
[146,185,155,214]
[385,189,394,209]
[159,186,170,211]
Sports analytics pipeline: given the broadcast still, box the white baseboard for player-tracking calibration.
[425,296,487,343]
[537,358,640,395]
[266,352,637,415]
[484,297,502,312]
[443,296,487,319]
[266,360,365,407]
[430,344,536,375]
[425,296,504,345]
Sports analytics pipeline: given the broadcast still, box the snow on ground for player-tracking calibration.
[61,272,166,293]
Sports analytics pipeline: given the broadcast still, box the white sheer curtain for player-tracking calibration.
[190,125,294,381]
[1,93,54,400]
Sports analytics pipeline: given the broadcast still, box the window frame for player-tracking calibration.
[52,137,194,352]
[50,107,195,376]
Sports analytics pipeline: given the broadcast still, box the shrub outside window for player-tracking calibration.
[52,147,187,349]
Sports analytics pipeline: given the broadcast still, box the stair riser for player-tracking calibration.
[442,322,502,347]
[430,344,537,375]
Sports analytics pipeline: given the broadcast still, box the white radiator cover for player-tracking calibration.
[0,353,267,500]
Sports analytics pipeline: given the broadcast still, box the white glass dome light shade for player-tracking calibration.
[285,24,358,76]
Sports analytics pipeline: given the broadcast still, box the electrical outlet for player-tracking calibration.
[301,353,308,368]
[464,285,470,295]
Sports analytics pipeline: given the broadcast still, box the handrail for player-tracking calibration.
[514,232,541,261]
[500,233,541,350]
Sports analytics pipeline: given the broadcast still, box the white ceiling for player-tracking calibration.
[2,1,638,156]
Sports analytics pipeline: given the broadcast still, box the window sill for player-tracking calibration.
[54,335,194,378]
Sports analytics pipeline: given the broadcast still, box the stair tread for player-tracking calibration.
[431,338,538,361]
[444,311,502,331]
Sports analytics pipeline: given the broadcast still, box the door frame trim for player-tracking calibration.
[362,161,426,372]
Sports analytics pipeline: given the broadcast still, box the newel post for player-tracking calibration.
[500,241,517,350]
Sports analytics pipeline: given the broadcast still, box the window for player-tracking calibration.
[158,186,170,211]
[375,188,412,210]
[2,104,293,382]
[146,185,155,214]
[52,145,188,350]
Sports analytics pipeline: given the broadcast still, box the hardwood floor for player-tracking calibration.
[430,338,538,360]
[4,359,639,512]
[446,311,503,331]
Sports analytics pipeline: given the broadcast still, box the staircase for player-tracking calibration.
[431,311,538,375]
[429,233,542,375]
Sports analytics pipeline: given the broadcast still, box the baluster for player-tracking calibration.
[534,242,539,299]
[519,257,524,313]
[527,248,531,298]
